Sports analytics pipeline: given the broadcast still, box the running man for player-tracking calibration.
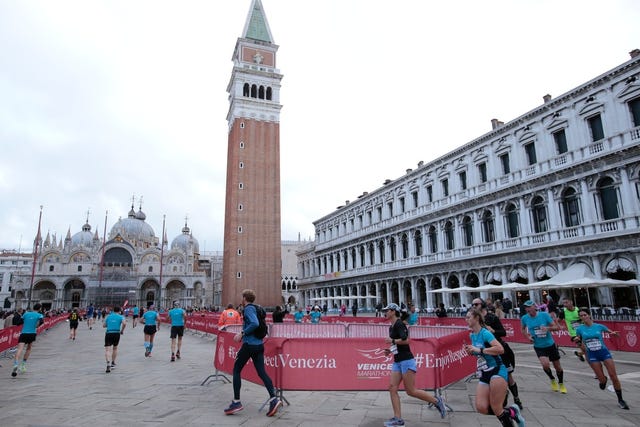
[86,303,95,329]
[11,303,44,377]
[224,289,282,417]
[558,298,585,361]
[382,303,447,426]
[132,305,140,328]
[521,299,566,393]
[142,304,159,357]
[68,308,80,340]
[168,302,186,362]
[103,306,126,373]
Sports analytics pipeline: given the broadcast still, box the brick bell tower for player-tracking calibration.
[221,0,283,308]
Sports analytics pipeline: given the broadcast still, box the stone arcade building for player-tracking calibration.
[296,50,640,313]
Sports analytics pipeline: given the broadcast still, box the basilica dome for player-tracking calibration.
[109,206,156,246]
[171,223,200,254]
[71,222,95,247]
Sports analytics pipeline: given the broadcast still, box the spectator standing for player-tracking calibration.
[224,289,282,417]
[293,307,306,323]
[272,306,285,323]
[352,302,358,317]
[435,303,448,318]
[218,303,242,330]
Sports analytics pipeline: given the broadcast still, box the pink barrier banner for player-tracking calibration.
[213,330,475,391]
[0,315,67,353]
[269,323,347,338]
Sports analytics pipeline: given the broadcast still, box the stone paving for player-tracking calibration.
[2,318,640,426]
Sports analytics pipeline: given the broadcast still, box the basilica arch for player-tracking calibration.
[63,278,86,308]
[140,279,160,308]
[33,280,56,310]
[165,280,186,307]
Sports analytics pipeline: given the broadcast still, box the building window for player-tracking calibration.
[148,266,153,272]
[240,141,245,148]
[414,230,423,256]
[237,249,243,255]
[359,246,365,267]
[238,204,243,211]
[588,114,605,141]
[378,240,385,263]
[77,265,82,272]
[49,265,54,272]
[349,219,354,231]
[401,233,409,258]
[553,129,568,154]
[399,197,405,213]
[387,202,393,218]
[524,142,537,165]
[411,191,418,208]
[459,171,467,190]
[442,179,449,197]
[368,243,375,265]
[482,210,495,242]
[426,185,433,202]
[428,225,438,253]
[366,211,372,225]
[237,226,243,233]
[239,162,244,168]
[478,162,487,183]
[507,203,519,238]
[444,221,455,250]
[357,215,363,229]
[532,196,548,233]
[236,272,242,279]
[351,248,356,268]
[562,187,581,227]
[463,216,473,246]
[239,182,244,189]
[376,207,382,222]
[598,177,619,220]
[500,153,510,174]
[630,98,640,127]
[240,122,245,129]
[389,237,396,261]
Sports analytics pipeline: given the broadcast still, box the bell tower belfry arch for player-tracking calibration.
[221,0,283,307]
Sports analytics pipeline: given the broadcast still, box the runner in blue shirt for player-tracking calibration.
[521,299,566,393]
[576,307,629,409]
[103,306,126,373]
[86,303,95,329]
[168,302,186,362]
[142,304,160,357]
[11,303,44,377]
[465,308,524,427]
[293,307,306,323]
[132,305,140,328]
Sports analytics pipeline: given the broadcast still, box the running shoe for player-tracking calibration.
[19,363,26,373]
[11,365,18,377]
[618,399,630,410]
[435,396,447,418]
[110,362,116,369]
[267,397,282,417]
[224,400,243,415]
[599,378,608,390]
[176,350,181,359]
[514,397,523,409]
[574,350,585,362]
[550,379,559,392]
[559,383,567,394]
[383,417,405,426]
[510,404,526,427]
[171,355,176,362]
[145,349,150,357]
[106,364,111,373]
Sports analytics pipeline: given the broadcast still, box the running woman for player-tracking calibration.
[520,299,566,393]
[382,303,447,426]
[464,308,525,427]
[576,308,629,409]
[142,304,159,357]
[103,306,126,373]
[68,308,80,340]
[11,303,44,377]
[472,298,523,409]
[168,302,186,362]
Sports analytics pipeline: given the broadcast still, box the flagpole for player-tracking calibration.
[99,210,108,289]
[159,215,166,308]
[27,205,43,309]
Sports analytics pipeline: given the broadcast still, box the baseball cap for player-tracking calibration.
[523,300,536,307]
[382,303,401,312]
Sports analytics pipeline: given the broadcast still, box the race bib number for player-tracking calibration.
[476,357,489,376]
[585,338,602,351]
[534,327,547,338]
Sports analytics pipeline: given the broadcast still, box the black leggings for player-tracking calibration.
[232,343,275,400]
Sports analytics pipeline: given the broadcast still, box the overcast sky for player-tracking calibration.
[1,0,638,253]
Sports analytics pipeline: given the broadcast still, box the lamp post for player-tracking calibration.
[27,205,43,309]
